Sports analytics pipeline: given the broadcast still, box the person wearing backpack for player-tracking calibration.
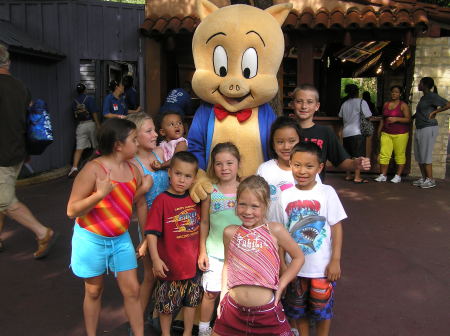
[0,43,58,258]
[68,83,100,178]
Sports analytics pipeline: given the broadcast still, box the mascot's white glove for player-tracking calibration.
[190,169,214,203]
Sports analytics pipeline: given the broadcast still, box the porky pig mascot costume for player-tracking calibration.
[187,0,292,202]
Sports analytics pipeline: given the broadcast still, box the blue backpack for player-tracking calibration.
[26,99,54,155]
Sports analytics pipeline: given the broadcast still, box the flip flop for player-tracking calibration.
[354,179,369,184]
[344,177,353,181]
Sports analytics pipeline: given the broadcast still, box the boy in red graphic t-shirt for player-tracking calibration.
[145,151,201,336]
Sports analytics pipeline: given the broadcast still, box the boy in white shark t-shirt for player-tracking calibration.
[273,141,346,336]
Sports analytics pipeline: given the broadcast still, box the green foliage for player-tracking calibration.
[341,77,378,102]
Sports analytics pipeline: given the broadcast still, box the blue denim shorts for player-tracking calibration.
[71,224,137,278]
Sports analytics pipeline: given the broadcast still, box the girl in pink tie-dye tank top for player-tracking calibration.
[213,175,304,336]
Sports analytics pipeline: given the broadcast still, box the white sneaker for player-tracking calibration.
[374,174,387,182]
[412,177,425,186]
[390,175,401,183]
[291,328,300,336]
[420,178,436,189]
[198,327,212,336]
[68,167,78,178]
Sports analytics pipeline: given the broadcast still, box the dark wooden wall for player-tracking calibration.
[0,0,144,174]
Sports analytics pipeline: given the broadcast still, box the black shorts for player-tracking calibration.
[343,135,365,158]
[153,272,203,314]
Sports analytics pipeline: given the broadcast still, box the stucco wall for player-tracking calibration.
[410,37,450,179]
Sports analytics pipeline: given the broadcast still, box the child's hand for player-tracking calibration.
[216,301,223,319]
[274,287,286,306]
[325,259,341,281]
[198,253,209,272]
[136,240,147,259]
[152,258,169,278]
[95,170,116,198]
[151,160,162,171]
[354,157,371,171]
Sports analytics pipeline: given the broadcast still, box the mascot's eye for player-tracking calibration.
[213,46,228,77]
[241,48,258,79]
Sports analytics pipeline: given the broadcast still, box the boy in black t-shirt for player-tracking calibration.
[291,84,370,180]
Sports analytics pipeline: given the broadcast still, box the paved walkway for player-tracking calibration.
[0,174,448,336]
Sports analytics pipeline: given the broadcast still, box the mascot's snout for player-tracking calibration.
[218,77,250,100]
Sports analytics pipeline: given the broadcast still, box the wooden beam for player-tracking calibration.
[297,37,314,85]
[145,38,162,116]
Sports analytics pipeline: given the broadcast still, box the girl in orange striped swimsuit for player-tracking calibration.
[67,119,149,336]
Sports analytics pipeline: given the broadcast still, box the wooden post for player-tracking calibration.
[296,37,314,85]
[145,38,162,116]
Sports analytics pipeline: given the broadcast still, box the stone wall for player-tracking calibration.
[410,37,450,179]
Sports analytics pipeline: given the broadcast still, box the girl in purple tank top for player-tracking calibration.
[212,176,304,336]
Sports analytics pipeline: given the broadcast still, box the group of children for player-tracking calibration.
[66,85,349,336]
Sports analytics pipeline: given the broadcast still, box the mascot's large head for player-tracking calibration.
[192,0,292,113]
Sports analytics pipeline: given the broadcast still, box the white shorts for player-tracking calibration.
[201,255,224,292]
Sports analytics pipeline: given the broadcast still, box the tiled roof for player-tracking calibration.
[140,15,200,36]
[140,0,450,37]
[283,6,429,30]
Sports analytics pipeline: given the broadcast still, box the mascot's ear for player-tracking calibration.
[197,0,219,20]
[265,3,293,26]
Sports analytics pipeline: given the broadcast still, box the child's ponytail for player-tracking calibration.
[421,77,438,94]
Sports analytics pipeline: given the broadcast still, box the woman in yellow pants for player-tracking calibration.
[375,86,411,183]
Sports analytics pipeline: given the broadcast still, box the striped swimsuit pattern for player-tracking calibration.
[76,162,137,237]
[227,224,280,290]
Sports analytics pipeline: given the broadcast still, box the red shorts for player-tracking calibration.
[213,293,293,336]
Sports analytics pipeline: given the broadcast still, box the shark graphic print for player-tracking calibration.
[285,200,326,255]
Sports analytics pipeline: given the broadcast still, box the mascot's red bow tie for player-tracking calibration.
[214,104,252,123]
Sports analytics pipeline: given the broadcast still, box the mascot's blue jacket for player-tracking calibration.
[187,103,276,170]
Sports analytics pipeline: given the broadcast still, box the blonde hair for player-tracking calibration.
[126,112,153,130]
[207,142,241,182]
[292,84,320,102]
[237,175,270,212]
